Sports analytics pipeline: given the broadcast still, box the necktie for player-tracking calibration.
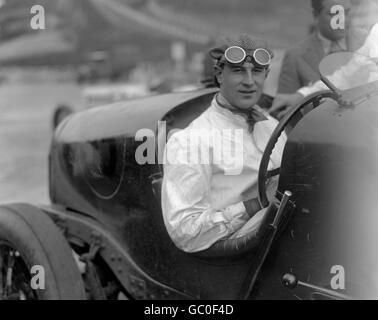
[216,94,268,132]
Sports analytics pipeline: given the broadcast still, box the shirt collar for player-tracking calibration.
[317,30,347,54]
[212,93,268,132]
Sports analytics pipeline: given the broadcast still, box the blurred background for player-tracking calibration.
[0,0,374,204]
[0,0,317,87]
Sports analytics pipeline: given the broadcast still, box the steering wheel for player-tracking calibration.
[258,90,337,208]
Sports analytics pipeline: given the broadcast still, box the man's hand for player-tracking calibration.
[269,93,303,119]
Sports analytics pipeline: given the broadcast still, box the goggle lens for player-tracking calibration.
[253,48,271,66]
[224,46,271,66]
[224,46,246,64]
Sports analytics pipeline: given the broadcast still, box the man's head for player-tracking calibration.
[209,34,273,110]
[312,0,352,41]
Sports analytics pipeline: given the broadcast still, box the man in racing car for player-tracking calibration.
[161,34,287,253]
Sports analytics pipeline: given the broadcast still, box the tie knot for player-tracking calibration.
[232,108,267,132]
[215,94,267,132]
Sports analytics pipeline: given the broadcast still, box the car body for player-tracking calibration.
[1,53,378,300]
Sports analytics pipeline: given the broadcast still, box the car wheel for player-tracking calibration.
[0,203,86,300]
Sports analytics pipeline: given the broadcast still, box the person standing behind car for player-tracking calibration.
[270,0,378,116]
[277,0,352,95]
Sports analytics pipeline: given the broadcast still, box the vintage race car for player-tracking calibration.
[1,52,378,300]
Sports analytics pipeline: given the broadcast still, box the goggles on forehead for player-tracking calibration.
[224,46,271,67]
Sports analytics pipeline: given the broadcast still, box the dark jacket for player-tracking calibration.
[277,33,326,94]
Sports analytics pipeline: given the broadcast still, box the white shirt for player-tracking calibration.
[161,96,287,252]
[298,23,378,97]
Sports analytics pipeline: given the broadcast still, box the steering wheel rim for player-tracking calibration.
[258,90,337,208]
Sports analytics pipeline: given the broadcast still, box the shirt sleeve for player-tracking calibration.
[161,131,250,253]
[297,80,328,97]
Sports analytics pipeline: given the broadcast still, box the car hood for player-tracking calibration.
[54,88,217,143]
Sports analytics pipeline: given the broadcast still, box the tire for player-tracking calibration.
[0,203,86,300]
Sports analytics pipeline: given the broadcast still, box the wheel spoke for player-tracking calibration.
[0,243,37,300]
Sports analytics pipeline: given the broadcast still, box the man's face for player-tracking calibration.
[216,61,268,109]
[316,0,351,41]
